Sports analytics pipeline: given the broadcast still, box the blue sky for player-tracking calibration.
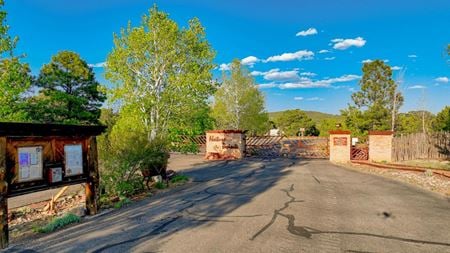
[6,0,450,114]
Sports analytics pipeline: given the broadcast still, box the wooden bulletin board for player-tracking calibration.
[0,122,106,248]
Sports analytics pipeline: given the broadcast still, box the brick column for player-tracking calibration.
[329,130,351,163]
[368,131,394,162]
[205,130,245,160]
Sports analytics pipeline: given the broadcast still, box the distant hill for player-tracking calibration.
[268,110,343,123]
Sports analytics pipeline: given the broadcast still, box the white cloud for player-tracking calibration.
[300,72,317,77]
[88,62,106,68]
[264,69,299,81]
[331,37,366,50]
[361,59,389,64]
[251,68,300,81]
[296,28,318,37]
[219,63,230,71]
[241,56,260,67]
[391,66,402,70]
[294,97,304,101]
[306,97,324,101]
[319,49,330,54]
[408,54,417,58]
[408,85,426,89]
[257,83,277,89]
[434,77,449,83]
[324,57,336,61]
[250,70,264,76]
[265,50,314,62]
[279,74,361,89]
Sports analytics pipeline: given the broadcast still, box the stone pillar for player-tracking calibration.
[368,131,394,162]
[329,130,351,163]
[205,130,245,160]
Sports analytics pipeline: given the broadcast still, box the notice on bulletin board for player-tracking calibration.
[18,146,43,182]
[64,144,83,176]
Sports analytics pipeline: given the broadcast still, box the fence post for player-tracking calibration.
[0,137,8,248]
[85,137,99,215]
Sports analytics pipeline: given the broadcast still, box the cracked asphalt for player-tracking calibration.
[6,157,450,253]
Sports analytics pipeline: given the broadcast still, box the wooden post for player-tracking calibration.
[0,137,8,248]
[85,137,99,215]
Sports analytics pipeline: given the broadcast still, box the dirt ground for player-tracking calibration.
[342,162,450,197]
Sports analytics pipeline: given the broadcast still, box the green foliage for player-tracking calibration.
[342,60,403,135]
[396,111,434,134]
[269,110,343,124]
[35,213,80,233]
[273,109,319,136]
[113,197,132,209]
[99,109,170,197]
[154,181,167,189]
[105,5,215,141]
[432,106,450,132]
[0,0,33,122]
[170,174,189,184]
[30,51,106,124]
[168,106,213,153]
[316,118,348,137]
[0,58,32,121]
[211,60,269,135]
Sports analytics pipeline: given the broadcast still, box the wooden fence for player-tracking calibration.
[392,132,450,161]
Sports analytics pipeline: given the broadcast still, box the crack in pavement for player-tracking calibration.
[91,162,265,252]
[91,216,181,253]
[250,184,450,248]
[250,184,304,240]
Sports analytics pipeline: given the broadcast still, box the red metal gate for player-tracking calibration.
[280,137,329,159]
[351,145,369,160]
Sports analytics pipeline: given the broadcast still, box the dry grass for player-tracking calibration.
[394,159,450,171]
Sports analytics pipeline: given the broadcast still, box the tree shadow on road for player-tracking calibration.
[7,157,305,253]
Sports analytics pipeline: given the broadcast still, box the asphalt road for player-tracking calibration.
[6,158,450,253]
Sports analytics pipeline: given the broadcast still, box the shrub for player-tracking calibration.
[154,181,167,189]
[170,174,189,184]
[35,213,80,233]
[99,130,169,198]
[114,197,132,209]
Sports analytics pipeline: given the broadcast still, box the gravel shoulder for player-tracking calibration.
[341,162,450,197]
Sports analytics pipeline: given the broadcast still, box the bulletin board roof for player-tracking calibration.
[0,122,106,137]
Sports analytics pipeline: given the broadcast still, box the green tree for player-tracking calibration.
[31,51,106,124]
[211,59,269,135]
[106,5,215,141]
[432,106,450,132]
[342,60,403,135]
[0,0,32,122]
[396,111,434,134]
[273,109,319,136]
[317,118,347,137]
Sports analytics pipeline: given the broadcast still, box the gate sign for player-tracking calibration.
[333,137,348,146]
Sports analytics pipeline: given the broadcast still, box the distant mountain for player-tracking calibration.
[268,110,343,123]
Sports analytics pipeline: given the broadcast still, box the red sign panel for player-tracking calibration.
[333,137,347,146]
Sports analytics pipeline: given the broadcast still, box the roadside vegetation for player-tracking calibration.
[34,213,80,234]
